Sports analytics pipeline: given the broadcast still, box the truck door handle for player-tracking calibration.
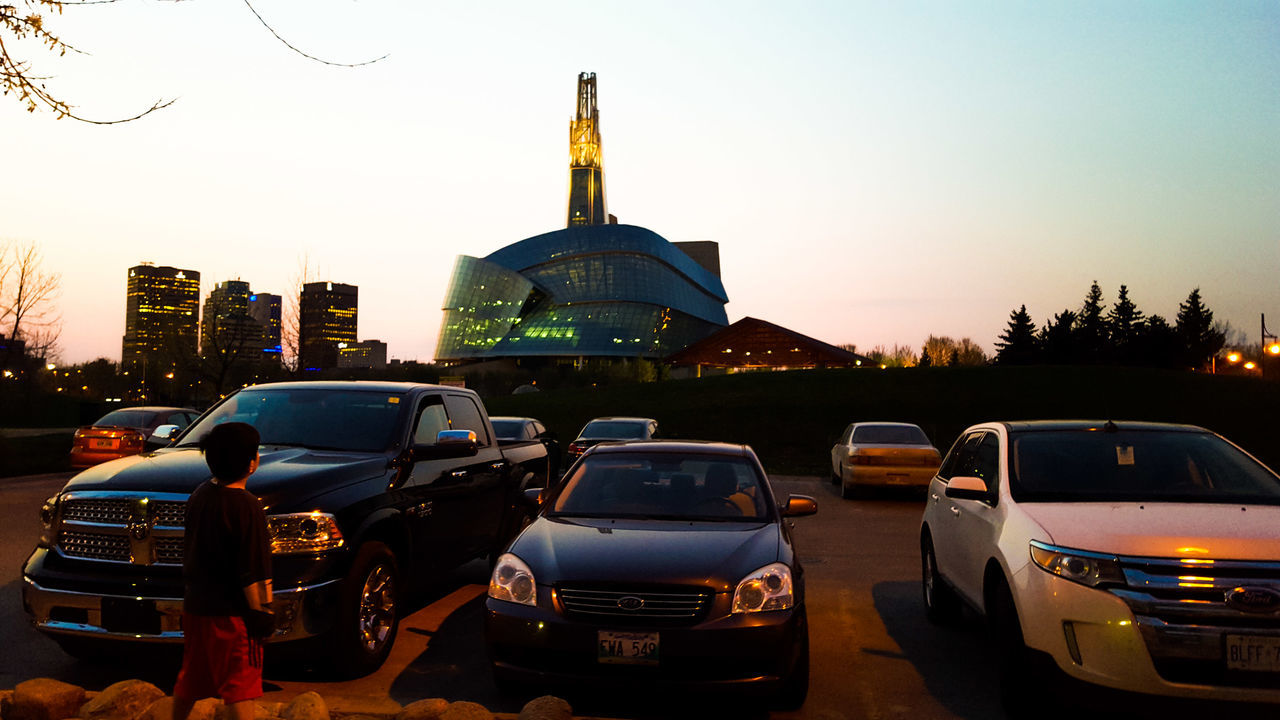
[490,462,506,471]
[950,507,961,517]
[450,470,468,478]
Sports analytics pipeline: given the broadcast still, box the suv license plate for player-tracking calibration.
[1226,634,1280,672]
[597,630,658,665]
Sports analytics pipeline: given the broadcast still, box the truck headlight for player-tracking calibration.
[732,562,794,613]
[38,495,59,547]
[267,512,344,554]
[1030,540,1125,588]
[489,553,536,606]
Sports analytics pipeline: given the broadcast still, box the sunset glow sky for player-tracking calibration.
[3,1,1277,364]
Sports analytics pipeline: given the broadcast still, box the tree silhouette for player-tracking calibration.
[1038,309,1077,364]
[1176,288,1225,370]
[995,305,1038,365]
[1107,285,1145,363]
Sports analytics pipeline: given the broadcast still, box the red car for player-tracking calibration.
[69,406,198,468]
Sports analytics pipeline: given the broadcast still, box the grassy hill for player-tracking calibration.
[484,366,1280,476]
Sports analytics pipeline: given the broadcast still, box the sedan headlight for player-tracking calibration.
[732,562,794,613]
[489,553,537,606]
[38,495,59,548]
[1029,540,1125,588]
[267,512,344,554]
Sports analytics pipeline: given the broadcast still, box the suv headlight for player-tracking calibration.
[732,562,794,613]
[1029,540,1125,588]
[38,495,59,547]
[267,512,344,554]
[489,553,536,606]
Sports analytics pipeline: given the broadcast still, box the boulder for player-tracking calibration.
[79,680,165,720]
[395,699,448,720]
[280,693,327,720]
[2,689,14,720]
[517,696,571,720]
[10,679,86,720]
[437,703,492,720]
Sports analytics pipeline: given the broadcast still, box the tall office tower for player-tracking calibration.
[299,281,358,371]
[248,292,283,359]
[566,72,608,227]
[121,263,201,375]
[337,339,388,370]
[201,279,262,362]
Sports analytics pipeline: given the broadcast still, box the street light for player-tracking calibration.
[1227,352,1242,364]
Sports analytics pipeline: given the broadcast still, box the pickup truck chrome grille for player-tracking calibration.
[558,586,712,624]
[54,492,188,567]
[1110,555,1280,688]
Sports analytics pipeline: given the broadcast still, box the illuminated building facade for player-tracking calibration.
[248,292,283,360]
[435,224,728,363]
[201,280,262,359]
[299,281,358,371]
[567,72,609,227]
[338,339,388,370]
[121,264,201,374]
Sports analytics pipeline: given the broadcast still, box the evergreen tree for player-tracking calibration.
[1176,288,1226,369]
[1038,309,1077,364]
[995,305,1039,365]
[1135,314,1183,368]
[1075,281,1108,363]
[918,346,932,367]
[1107,284,1146,363]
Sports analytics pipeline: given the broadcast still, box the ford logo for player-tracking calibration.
[1224,586,1280,614]
[617,596,645,611]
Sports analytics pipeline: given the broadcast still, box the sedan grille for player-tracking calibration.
[558,587,712,624]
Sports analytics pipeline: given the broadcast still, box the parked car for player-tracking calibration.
[919,420,1280,711]
[829,421,941,498]
[491,416,560,480]
[69,406,198,468]
[486,440,817,708]
[565,416,658,464]
[25,381,551,675]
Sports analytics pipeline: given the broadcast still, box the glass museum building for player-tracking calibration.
[434,224,729,364]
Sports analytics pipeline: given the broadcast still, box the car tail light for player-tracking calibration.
[567,442,583,455]
[849,454,873,465]
[121,430,145,448]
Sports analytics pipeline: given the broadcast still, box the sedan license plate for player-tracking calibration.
[597,630,658,665]
[91,439,119,450]
[1226,635,1280,672]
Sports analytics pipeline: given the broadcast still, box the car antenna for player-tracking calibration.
[1103,420,1120,433]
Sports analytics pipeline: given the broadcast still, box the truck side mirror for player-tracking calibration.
[149,424,181,447]
[411,429,479,461]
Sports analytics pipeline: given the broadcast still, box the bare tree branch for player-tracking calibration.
[242,0,387,68]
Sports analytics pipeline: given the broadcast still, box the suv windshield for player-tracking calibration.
[548,453,769,521]
[852,425,930,445]
[580,420,649,439]
[1009,429,1280,504]
[178,388,407,453]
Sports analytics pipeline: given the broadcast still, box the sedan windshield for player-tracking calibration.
[93,410,157,428]
[549,453,769,520]
[852,424,930,445]
[580,420,650,439]
[1009,429,1280,504]
[177,388,407,453]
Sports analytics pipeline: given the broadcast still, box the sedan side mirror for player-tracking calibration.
[944,475,990,501]
[782,494,818,517]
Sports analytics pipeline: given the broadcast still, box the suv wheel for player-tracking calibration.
[921,536,961,624]
[331,541,400,677]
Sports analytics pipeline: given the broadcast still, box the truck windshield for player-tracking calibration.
[1009,429,1280,504]
[178,388,407,453]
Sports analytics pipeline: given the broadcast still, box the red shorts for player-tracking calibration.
[173,613,263,704]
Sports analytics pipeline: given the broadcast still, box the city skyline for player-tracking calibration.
[2,2,1276,365]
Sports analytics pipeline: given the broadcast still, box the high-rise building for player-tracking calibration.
[122,263,200,375]
[567,72,608,227]
[299,281,358,371]
[249,292,283,360]
[201,279,263,369]
[337,339,388,370]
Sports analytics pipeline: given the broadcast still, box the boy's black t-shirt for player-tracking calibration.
[183,480,272,616]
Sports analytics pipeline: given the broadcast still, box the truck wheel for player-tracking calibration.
[921,536,961,625]
[332,541,400,677]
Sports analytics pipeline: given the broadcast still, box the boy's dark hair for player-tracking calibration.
[201,422,261,481]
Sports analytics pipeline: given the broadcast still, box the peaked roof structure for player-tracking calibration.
[666,317,869,369]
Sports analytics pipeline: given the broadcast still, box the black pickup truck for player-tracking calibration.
[22,381,550,674]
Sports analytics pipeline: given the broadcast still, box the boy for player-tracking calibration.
[173,422,273,720]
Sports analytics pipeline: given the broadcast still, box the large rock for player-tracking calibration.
[437,702,492,720]
[1,690,14,720]
[517,696,571,720]
[396,699,448,720]
[280,693,327,720]
[79,680,165,720]
[10,679,86,720]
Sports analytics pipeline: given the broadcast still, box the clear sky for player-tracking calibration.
[3,0,1277,364]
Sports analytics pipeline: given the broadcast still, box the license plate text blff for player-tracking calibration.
[1226,634,1280,672]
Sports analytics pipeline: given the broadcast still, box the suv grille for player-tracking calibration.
[55,492,188,567]
[558,586,712,625]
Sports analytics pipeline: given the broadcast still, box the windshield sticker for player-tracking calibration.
[388,397,400,404]
[1115,445,1135,466]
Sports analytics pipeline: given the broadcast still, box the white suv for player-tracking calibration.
[919,421,1280,710]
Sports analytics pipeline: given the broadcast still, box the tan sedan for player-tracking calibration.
[829,422,941,498]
